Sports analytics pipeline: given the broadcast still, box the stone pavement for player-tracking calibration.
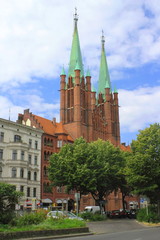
[86,218,147,234]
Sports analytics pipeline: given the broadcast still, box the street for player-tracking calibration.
[53,219,160,240]
[56,227,160,240]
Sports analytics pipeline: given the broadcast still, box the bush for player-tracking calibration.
[0,211,16,225]
[80,212,106,221]
[12,210,47,226]
[0,182,23,224]
[137,206,160,223]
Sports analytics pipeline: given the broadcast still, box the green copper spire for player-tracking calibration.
[75,61,81,70]
[98,31,111,95]
[92,84,96,92]
[68,8,84,79]
[114,86,118,93]
[105,81,110,88]
[60,65,66,75]
[86,67,91,77]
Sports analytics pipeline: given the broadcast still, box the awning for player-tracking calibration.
[56,199,67,204]
[42,198,52,203]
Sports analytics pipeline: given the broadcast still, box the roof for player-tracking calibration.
[120,144,131,152]
[33,115,74,141]
[60,66,66,76]
[86,68,91,77]
[68,11,84,79]
[98,33,111,96]
[33,115,56,135]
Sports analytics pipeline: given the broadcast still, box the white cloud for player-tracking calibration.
[119,86,160,133]
[0,93,59,122]
[0,0,160,89]
[0,0,160,143]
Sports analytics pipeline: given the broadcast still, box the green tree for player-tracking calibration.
[126,123,160,215]
[118,151,133,210]
[0,182,23,224]
[49,137,124,212]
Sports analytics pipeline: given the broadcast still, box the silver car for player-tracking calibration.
[47,211,83,220]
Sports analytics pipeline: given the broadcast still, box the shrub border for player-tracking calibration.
[0,227,89,240]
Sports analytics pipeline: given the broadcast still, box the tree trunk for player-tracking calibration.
[122,193,126,210]
[158,200,160,217]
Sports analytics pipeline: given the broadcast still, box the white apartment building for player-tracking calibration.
[0,118,43,209]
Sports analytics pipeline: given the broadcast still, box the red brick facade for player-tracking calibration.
[60,69,120,146]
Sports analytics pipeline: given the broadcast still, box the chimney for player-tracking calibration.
[52,117,56,126]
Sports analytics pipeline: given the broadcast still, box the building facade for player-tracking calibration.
[0,118,43,209]
[17,109,75,209]
[17,11,139,211]
[60,11,120,146]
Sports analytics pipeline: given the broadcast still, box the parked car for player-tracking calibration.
[119,209,127,218]
[108,210,120,218]
[126,209,137,219]
[84,206,101,214]
[47,211,83,220]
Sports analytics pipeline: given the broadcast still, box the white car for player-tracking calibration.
[47,211,83,220]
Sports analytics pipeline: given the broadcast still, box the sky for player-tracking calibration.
[0,0,160,144]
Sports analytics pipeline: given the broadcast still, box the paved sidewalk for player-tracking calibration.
[86,219,146,234]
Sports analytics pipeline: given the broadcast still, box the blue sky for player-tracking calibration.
[0,0,160,144]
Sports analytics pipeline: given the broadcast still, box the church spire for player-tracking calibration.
[98,31,111,95]
[68,8,84,79]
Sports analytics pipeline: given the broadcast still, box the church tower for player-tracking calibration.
[60,10,120,146]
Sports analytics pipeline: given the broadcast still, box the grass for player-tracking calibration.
[0,218,86,233]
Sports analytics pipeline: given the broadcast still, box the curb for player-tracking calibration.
[0,228,91,240]
[18,232,94,240]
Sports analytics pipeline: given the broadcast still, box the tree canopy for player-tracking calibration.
[0,182,23,224]
[126,123,160,212]
[49,137,125,207]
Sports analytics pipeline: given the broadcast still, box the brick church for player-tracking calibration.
[60,10,120,146]
[18,10,138,211]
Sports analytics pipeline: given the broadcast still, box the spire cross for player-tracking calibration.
[74,7,78,24]
[101,30,105,49]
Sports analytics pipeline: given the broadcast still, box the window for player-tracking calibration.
[12,167,17,178]
[0,149,3,160]
[12,150,17,160]
[44,166,47,176]
[21,151,25,160]
[29,139,32,148]
[0,167,2,177]
[44,151,47,161]
[14,135,21,142]
[34,172,37,181]
[28,171,31,180]
[20,186,24,192]
[28,154,32,164]
[34,156,37,165]
[33,188,36,197]
[43,182,52,193]
[27,187,30,197]
[57,140,62,148]
[20,168,24,178]
[57,186,62,193]
[0,132,4,142]
[35,140,38,149]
